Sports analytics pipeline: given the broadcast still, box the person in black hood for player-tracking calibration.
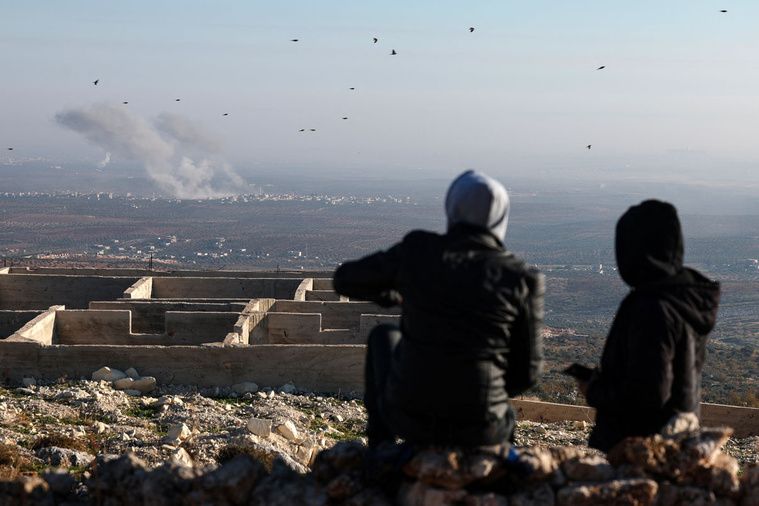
[581,199,720,453]
[333,170,545,449]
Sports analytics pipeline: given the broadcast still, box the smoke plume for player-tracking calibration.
[97,152,111,170]
[55,103,243,198]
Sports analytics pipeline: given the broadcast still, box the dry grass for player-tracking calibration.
[29,434,89,453]
[217,445,276,471]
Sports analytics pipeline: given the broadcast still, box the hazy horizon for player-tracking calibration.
[4,1,759,198]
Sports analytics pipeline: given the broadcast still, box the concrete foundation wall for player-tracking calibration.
[5,267,334,279]
[273,301,400,329]
[5,306,62,345]
[511,399,759,439]
[90,300,248,334]
[0,341,364,393]
[0,311,44,339]
[52,310,242,346]
[0,275,140,310]
[151,277,304,300]
[125,277,152,299]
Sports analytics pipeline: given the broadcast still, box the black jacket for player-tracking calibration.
[333,224,545,445]
[586,201,720,452]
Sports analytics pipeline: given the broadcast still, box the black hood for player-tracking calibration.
[615,200,684,288]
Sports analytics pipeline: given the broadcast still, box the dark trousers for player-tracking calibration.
[364,323,402,450]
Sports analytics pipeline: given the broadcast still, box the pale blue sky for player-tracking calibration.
[2,1,759,186]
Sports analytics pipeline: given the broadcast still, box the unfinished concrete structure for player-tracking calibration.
[0,267,399,393]
[1,266,757,437]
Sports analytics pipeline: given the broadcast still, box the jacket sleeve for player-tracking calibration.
[505,267,545,396]
[332,243,403,308]
[586,298,677,415]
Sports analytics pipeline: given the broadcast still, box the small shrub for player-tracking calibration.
[29,434,88,453]
[217,444,275,471]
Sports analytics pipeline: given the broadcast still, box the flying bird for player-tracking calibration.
[93,79,99,85]
[299,129,305,132]
[373,37,378,43]
[7,148,13,150]
[349,87,355,90]
[587,145,592,150]
[310,129,316,131]
[720,10,727,13]
[175,99,181,101]
[469,27,475,33]
[342,117,348,120]
[122,101,128,104]
[390,49,397,55]
[223,113,228,116]
[291,39,299,42]
[597,66,605,70]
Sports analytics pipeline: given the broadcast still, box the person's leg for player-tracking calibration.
[364,323,402,450]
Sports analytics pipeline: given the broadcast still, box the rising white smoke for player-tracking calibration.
[97,152,111,170]
[54,103,243,198]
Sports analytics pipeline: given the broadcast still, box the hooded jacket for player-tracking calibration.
[586,200,720,452]
[333,171,544,445]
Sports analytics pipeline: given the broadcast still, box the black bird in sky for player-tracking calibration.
[349,87,355,90]
[342,117,348,120]
[310,129,316,131]
[597,66,605,70]
[390,49,397,55]
[299,129,305,132]
[373,37,378,43]
[720,10,727,13]
[291,39,299,42]
[469,27,475,33]
[587,145,592,150]
[223,113,228,116]
[93,79,99,85]
[7,147,13,151]
[175,99,181,102]
[122,102,128,104]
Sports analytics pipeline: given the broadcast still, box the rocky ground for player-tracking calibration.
[1,374,757,483]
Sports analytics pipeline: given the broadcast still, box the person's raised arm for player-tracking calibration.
[333,244,403,308]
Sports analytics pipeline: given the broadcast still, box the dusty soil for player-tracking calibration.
[1,379,757,478]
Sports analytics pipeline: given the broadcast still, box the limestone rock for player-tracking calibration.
[166,423,191,441]
[509,482,555,506]
[279,382,296,394]
[233,381,259,394]
[171,447,194,467]
[113,376,156,394]
[740,462,759,505]
[35,447,95,468]
[562,454,615,482]
[247,417,272,438]
[92,366,127,382]
[92,421,109,434]
[556,478,658,506]
[277,420,298,441]
[402,447,502,490]
[125,367,140,379]
[516,446,559,482]
[662,412,700,436]
[22,377,36,388]
[656,482,716,506]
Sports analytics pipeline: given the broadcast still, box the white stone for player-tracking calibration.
[295,445,315,465]
[22,378,36,388]
[167,423,191,441]
[278,420,298,441]
[233,382,259,394]
[267,391,275,399]
[119,433,130,442]
[131,377,157,393]
[171,447,193,467]
[279,382,296,394]
[256,392,268,400]
[247,418,272,438]
[153,395,173,407]
[123,389,142,396]
[92,367,127,382]
[112,378,134,390]
[573,421,587,429]
[71,426,87,438]
[535,425,548,434]
[92,421,108,434]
